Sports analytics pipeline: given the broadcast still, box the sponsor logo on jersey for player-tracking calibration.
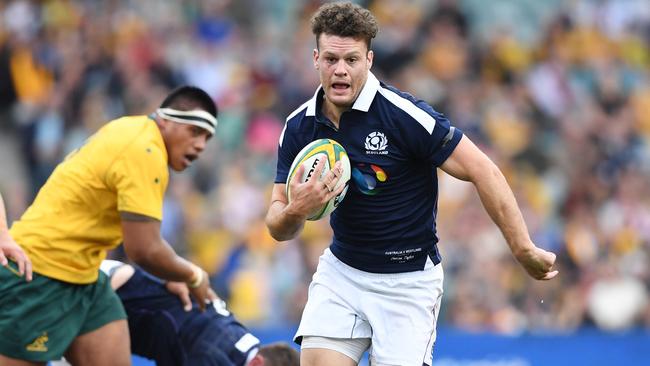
[352,164,388,195]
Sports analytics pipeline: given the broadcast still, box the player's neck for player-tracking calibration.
[321,100,345,129]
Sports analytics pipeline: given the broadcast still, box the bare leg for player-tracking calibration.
[0,354,45,366]
[301,348,358,366]
[64,319,130,366]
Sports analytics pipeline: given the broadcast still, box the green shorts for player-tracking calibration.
[0,261,127,362]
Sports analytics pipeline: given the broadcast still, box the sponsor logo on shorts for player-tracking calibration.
[26,332,48,352]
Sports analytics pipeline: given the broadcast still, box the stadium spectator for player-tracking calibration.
[265,2,557,365]
[0,86,219,365]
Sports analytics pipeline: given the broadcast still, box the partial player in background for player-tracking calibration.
[265,3,558,366]
[89,260,300,366]
[0,86,219,366]
[0,192,31,281]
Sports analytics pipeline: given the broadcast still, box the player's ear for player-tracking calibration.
[248,354,264,366]
[155,116,170,131]
[313,49,319,70]
[367,49,373,69]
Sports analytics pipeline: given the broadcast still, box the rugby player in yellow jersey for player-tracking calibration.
[0,86,220,366]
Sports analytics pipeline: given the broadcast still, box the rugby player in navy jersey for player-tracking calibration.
[265,2,558,366]
[99,260,299,366]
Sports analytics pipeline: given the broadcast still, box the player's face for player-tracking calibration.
[314,34,373,109]
[160,121,212,171]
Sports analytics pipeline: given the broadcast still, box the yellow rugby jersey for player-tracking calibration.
[10,116,169,284]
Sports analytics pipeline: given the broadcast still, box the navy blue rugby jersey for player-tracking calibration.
[275,72,463,273]
[104,262,261,366]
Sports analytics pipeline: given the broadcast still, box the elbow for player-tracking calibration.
[123,240,156,267]
[265,218,294,243]
[468,160,503,185]
[264,203,301,242]
[265,222,290,242]
[486,161,506,183]
[271,232,293,243]
[265,213,283,242]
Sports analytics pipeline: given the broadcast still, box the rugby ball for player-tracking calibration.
[286,139,351,221]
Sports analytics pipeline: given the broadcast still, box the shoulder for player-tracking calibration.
[104,116,167,173]
[375,83,441,134]
[97,116,157,150]
[114,117,165,157]
[280,100,312,147]
[286,99,311,123]
[284,100,312,132]
[104,115,151,135]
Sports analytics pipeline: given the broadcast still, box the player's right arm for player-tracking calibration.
[121,212,216,310]
[265,181,307,242]
[0,193,32,281]
[265,159,343,241]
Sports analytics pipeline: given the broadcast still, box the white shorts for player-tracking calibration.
[295,248,444,366]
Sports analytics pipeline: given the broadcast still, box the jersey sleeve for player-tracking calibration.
[274,122,303,184]
[106,142,168,220]
[405,102,463,167]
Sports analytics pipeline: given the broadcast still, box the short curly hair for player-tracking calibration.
[258,342,300,366]
[311,2,379,50]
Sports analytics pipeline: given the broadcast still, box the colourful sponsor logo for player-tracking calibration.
[352,163,387,195]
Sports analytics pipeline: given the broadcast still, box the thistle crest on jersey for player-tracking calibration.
[365,131,388,154]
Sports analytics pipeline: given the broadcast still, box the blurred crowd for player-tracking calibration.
[1,0,649,334]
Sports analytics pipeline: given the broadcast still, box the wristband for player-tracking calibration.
[188,264,204,288]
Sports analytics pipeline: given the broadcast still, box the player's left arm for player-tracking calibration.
[440,135,558,280]
[0,193,32,281]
